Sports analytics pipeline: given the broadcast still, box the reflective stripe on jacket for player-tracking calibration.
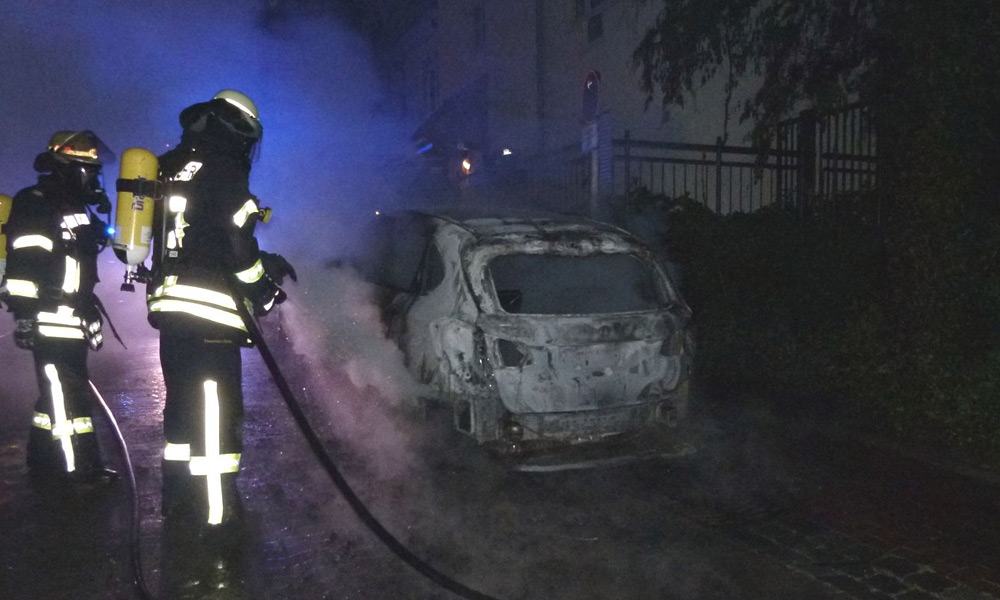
[146,143,276,341]
[2,178,105,347]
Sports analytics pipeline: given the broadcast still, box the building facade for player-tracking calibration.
[373,0,752,212]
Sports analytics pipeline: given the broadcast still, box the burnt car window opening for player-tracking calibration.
[487,253,667,315]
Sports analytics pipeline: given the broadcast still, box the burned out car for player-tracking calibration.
[357,209,693,459]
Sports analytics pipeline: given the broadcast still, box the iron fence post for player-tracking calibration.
[715,136,723,214]
[797,109,818,217]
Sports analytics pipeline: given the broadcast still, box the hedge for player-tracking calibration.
[616,189,1000,463]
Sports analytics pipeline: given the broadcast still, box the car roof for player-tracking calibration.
[400,207,639,242]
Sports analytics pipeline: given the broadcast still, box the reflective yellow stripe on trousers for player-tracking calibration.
[32,412,93,434]
[164,442,192,461]
[43,364,76,473]
[163,382,242,525]
[196,380,225,525]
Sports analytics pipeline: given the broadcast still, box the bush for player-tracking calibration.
[624,190,1000,463]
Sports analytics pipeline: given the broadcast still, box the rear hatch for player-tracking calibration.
[472,250,686,434]
[479,310,684,414]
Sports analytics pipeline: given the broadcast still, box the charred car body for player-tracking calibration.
[356,209,692,456]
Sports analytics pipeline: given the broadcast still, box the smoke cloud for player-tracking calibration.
[0,0,424,482]
[1,6,803,598]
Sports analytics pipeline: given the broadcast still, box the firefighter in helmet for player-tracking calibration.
[148,90,295,531]
[1,130,116,483]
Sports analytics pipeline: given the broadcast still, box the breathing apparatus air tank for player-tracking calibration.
[0,193,12,283]
[114,148,158,292]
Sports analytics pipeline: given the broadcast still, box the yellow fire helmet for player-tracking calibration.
[47,130,116,165]
[213,89,259,120]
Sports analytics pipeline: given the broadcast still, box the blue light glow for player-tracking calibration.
[1,1,409,260]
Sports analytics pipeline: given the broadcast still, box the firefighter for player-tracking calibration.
[147,90,295,532]
[2,131,116,483]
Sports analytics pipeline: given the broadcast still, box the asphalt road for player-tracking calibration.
[1,272,999,599]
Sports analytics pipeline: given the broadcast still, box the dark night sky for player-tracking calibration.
[0,0,406,260]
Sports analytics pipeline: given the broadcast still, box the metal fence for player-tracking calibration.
[815,103,878,200]
[613,103,878,215]
[614,136,797,214]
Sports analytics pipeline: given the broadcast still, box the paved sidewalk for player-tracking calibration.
[2,310,998,600]
[691,394,1000,600]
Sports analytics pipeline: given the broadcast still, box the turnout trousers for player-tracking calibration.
[159,332,244,527]
[27,339,102,476]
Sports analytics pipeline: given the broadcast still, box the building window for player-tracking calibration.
[473,4,485,49]
[588,13,603,41]
[575,0,586,19]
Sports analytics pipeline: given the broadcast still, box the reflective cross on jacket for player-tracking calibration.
[3,175,105,349]
[146,141,280,343]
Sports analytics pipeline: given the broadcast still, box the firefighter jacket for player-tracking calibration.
[2,175,105,349]
[146,134,281,344]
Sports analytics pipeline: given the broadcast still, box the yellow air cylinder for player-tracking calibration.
[114,148,158,267]
[0,194,12,282]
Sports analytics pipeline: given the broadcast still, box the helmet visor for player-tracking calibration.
[49,130,117,165]
[215,100,263,140]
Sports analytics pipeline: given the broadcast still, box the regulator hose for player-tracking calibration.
[234,293,502,600]
[88,380,154,600]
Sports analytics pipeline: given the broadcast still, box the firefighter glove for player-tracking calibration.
[261,252,297,286]
[14,319,36,350]
[87,331,103,351]
[253,284,286,317]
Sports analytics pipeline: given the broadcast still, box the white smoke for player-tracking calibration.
[287,267,419,401]
[0,0,424,478]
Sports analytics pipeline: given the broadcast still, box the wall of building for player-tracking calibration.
[481,0,541,158]
[374,0,762,204]
[539,0,758,152]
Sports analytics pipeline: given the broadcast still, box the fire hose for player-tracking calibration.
[88,380,153,600]
[89,292,503,600]
[231,287,503,600]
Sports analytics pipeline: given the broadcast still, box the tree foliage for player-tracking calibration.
[633,1,1000,460]
[633,0,1000,158]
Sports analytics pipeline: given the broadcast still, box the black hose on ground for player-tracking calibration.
[88,380,154,600]
[234,294,503,600]
[84,289,503,600]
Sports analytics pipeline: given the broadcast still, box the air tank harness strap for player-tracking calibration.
[115,178,161,198]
